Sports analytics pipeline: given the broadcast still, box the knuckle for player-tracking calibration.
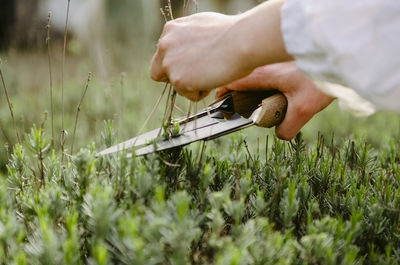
[191,93,202,102]
[150,63,160,81]
[162,21,176,35]
[170,76,183,90]
[162,57,173,69]
[158,35,175,53]
[150,70,161,81]
[157,39,168,52]
[189,92,204,102]
[186,93,198,102]
[164,21,174,31]
[150,71,157,81]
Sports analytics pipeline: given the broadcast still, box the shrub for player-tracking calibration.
[1,127,399,264]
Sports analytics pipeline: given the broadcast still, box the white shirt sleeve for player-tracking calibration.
[280,0,400,114]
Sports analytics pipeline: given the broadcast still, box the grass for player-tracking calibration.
[2,124,400,264]
[0,47,400,265]
[0,1,400,262]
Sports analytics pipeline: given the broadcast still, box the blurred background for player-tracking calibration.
[0,0,399,170]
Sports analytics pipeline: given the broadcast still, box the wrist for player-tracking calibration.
[234,0,292,72]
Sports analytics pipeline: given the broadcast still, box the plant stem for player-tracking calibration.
[183,0,188,15]
[46,11,55,148]
[133,82,169,148]
[167,0,174,19]
[160,8,168,23]
[158,83,172,137]
[265,135,269,163]
[192,0,198,13]
[71,72,91,155]
[119,72,125,137]
[167,90,177,133]
[244,139,255,166]
[61,0,71,162]
[40,113,47,187]
[0,59,21,145]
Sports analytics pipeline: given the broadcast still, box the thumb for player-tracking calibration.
[224,66,279,92]
[274,95,312,140]
[215,87,230,99]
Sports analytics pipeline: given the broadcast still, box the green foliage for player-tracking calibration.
[0,1,399,263]
[1,124,400,264]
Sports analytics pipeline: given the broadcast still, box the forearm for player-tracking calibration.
[150,0,294,100]
[233,0,293,72]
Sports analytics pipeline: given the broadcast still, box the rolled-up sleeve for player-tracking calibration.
[281,0,400,114]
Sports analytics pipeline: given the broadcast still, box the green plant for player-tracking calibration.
[1,123,400,264]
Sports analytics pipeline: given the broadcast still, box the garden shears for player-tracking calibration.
[99,90,287,157]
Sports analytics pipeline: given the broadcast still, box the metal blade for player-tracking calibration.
[131,113,254,157]
[98,96,234,156]
[98,127,161,156]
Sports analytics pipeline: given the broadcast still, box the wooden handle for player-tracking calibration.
[230,90,287,128]
[253,93,287,128]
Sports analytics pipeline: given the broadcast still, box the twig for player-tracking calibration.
[184,0,198,15]
[167,0,174,19]
[163,84,172,118]
[265,135,269,163]
[133,82,169,148]
[157,153,181,167]
[195,141,207,179]
[40,113,48,187]
[46,11,55,148]
[173,104,185,115]
[0,59,21,144]
[181,101,192,133]
[61,0,71,162]
[197,140,207,165]
[243,139,254,166]
[70,72,91,155]
[158,83,172,137]
[160,8,168,23]
[193,0,199,13]
[167,90,177,131]
[193,101,198,133]
[183,0,188,15]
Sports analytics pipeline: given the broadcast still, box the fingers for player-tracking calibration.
[274,94,314,140]
[224,65,280,92]
[151,21,178,82]
[214,62,335,140]
[150,55,167,82]
[215,66,280,100]
[150,39,168,82]
[215,87,230,99]
[175,88,211,102]
[275,92,335,140]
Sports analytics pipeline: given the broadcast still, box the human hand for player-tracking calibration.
[150,12,246,101]
[150,0,291,101]
[216,62,335,140]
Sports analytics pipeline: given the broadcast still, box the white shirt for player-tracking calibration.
[280,0,400,115]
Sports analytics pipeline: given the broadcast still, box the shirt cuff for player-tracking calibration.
[314,82,376,117]
[280,0,375,116]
